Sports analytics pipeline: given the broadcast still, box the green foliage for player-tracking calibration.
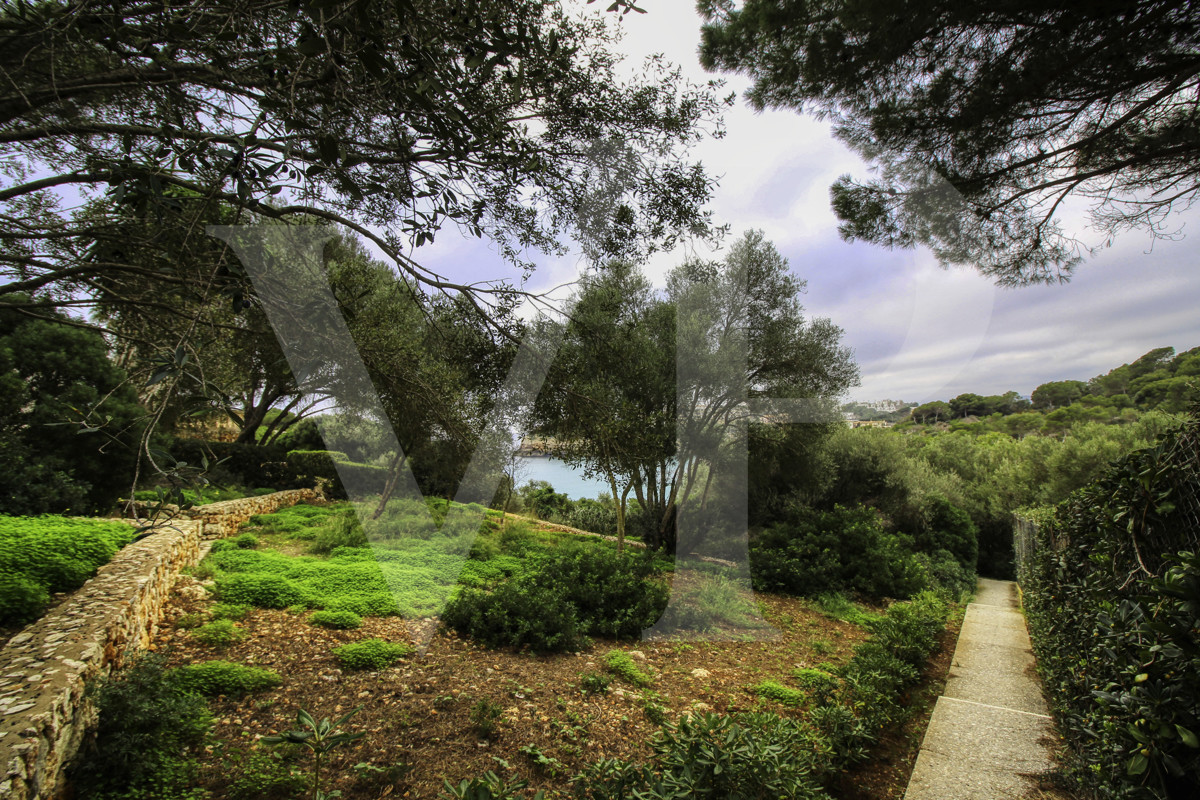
[215,745,307,800]
[520,481,575,521]
[0,303,144,515]
[444,541,666,652]
[0,574,50,627]
[533,544,668,638]
[603,650,653,687]
[190,618,245,648]
[0,516,133,624]
[752,680,805,707]
[442,580,585,654]
[68,655,212,798]
[440,771,544,800]
[234,533,260,549]
[309,510,368,555]
[575,591,951,799]
[209,603,251,621]
[171,661,281,696]
[216,572,311,609]
[750,504,927,599]
[574,712,830,800]
[812,592,880,627]
[469,699,503,738]
[263,706,365,800]
[1021,420,1200,799]
[308,609,363,629]
[332,638,412,670]
[168,440,293,491]
[579,672,611,696]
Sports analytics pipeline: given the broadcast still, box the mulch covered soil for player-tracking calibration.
[155,579,881,799]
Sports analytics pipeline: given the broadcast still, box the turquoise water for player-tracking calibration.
[516,457,611,500]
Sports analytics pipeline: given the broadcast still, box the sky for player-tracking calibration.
[418,1,1200,404]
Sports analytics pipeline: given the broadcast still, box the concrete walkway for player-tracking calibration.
[903,578,1058,800]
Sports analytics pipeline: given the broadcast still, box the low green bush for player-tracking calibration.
[442,581,584,653]
[752,680,805,707]
[209,603,251,621]
[215,573,311,609]
[603,650,653,687]
[171,661,281,696]
[574,712,831,800]
[190,618,245,648]
[333,638,412,670]
[0,515,133,625]
[574,590,951,800]
[309,609,363,629]
[534,544,668,639]
[0,574,50,626]
[309,510,367,554]
[67,655,212,798]
[749,504,928,600]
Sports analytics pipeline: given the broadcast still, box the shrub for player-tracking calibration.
[603,650,653,687]
[469,698,503,738]
[532,544,668,638]
[1021,423,1200,799]
[323,592,400,617]
[441,771,539,800]
[0,515,133,624]
[580,672,611,696]
[233,533,259,549]
[750,504,927,600]
[566,498,618,536]
[310,510,367,554]
[333,638,412,670]
[309,609,363,629]
[209,603,251,621]
[574,712,831,800]
[68,655,212,797]
[190,618,245,648]
[0,574,50,626]
[753,680,805,707]
[169,439,290,488]
[216,572,310,609]
[171,661,282,696]
[442,581,584,653]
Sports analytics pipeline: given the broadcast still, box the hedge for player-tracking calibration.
[1020,418,1200,800]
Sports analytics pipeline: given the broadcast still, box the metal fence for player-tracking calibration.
[1013,413,1200,588]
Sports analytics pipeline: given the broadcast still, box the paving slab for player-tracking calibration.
[903,579,1058,800]
[904,697,1055,800]
[973,577,1018,608]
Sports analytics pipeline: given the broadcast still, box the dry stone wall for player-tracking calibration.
[0,488,322,800]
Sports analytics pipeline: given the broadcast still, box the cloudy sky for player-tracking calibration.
[421,2,1200,404]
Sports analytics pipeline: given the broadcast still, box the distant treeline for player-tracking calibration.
[907,345,1199,430]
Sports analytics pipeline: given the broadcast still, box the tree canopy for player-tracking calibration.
[699,0,1200,285]
[0,0,725,323]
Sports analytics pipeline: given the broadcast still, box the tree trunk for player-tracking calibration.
[371,451,409,520]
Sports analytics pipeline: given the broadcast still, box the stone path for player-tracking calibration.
[903,578,1058,800]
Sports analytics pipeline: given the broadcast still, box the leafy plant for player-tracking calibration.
[753,680,805,707]
[262,706,366,800]
[470,699,503,739]
[68,655,212,798]
[518,744,564,776]
[440,770,545,799]
[579,672,611,696]
[332,638,412,670]
[171,661,282,696]
[603,650,654,687]
[210,602,252,621]
[190,618,245,648]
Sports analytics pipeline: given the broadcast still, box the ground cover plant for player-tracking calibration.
[140,528,912,799]
[0,515,134,626]
[83,496,959,799]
